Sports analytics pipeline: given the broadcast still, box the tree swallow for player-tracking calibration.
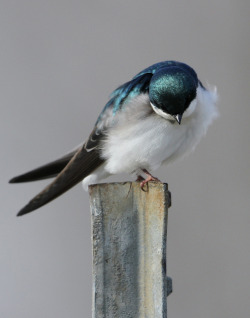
[10,61,218,216]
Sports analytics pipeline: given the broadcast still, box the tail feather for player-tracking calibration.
[9,150,78,183]
[16,147,104,216]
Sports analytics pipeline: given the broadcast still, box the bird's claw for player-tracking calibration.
[139,169,161,191]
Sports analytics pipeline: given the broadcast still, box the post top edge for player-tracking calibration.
[88,181,168,191]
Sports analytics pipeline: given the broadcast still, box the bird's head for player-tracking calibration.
[149,65,198,124]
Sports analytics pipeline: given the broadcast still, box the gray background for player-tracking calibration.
[1,1,249,317]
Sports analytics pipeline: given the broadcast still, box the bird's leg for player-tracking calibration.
[140,169,161,190]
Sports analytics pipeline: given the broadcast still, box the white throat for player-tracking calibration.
[150,103,174,120]
[150,97,198,121]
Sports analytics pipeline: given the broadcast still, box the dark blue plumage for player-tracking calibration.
[96,61,199,124]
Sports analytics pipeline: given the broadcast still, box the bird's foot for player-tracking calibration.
[140,169,161,191]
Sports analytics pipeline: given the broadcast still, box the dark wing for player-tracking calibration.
[9,149,79,183]
[16,144,104,216]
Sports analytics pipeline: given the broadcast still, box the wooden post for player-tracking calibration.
[89,182,172,318]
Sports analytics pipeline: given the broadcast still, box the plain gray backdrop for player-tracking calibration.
[1,1,250,317]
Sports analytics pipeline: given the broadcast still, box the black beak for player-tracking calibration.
[174,114,183,125]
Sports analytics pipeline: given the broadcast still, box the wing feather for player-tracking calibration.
[9,150,78,183]
[17,145,104,216]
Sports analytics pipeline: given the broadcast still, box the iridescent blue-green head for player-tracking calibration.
[149,65,198,124]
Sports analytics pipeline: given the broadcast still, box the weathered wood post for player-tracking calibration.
[89,182,172,318]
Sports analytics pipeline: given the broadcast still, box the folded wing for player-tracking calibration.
[9,150,78,183]
[16,145,104,216]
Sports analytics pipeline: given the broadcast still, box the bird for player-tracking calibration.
[10,60,218,216]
